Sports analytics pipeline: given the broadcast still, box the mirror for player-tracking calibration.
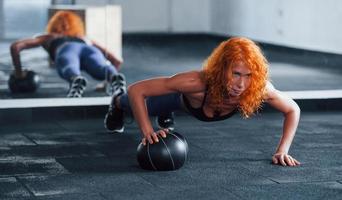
[0,0,219,100]
[0,0,126,99]
[1,0,341,101]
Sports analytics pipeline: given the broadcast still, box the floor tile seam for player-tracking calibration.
[5,171,70,178]
[13,174,108,197]
[221,185,252,200]
[135,174,160,189]
[55,121,85,132]
[98,192,110,200]
[220,186,245,200]
[267,179,342,184]
[14,175,36,198]
[233,165,281,185]
[21,133,39,145]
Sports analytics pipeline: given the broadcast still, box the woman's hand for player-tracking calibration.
[142,129,169,145]
[272,152,300,167]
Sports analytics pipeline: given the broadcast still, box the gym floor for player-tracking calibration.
[1,112,342,199]
[1,34,342,199]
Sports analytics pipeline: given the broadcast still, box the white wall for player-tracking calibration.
[107,0,342,54]
[170,0,210,32]
[107,0,211,32]
[2,0,342,54]
[0,1,4,38]
[211,0,342,54]
[113,0,170,32]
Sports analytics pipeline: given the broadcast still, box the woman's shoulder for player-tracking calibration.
[169,70,206,92]
[173,70,203,79]
[170,70,205,85]
[264,81,279,100]
[34,33,61,41]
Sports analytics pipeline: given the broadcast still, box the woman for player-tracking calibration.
[105,37,301,167]
[10,10,123,97]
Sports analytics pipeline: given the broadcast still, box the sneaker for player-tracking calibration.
[106,73,127,96]
[104,73,127,133]
[157,115,175,131]
[104,102,124,133]
[67,76,87,98]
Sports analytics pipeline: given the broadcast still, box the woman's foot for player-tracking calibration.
[104,73,127,133]
[106,73,126,96]
[67,76,87,98]
[104,102,124,133]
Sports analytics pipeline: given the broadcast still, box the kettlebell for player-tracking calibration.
[8,70,40,93]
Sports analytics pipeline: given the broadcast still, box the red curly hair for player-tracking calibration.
[203,37,269,118]
[46,11,85,37]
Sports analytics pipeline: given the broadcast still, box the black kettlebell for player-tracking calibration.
[8,70,40,93]
[137,131,188,171]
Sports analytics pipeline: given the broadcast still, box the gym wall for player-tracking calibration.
[2,0,342,54]
[75,0,342,54]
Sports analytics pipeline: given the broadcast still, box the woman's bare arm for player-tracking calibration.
[10,35,51,78]
[128,71,205,144]
[264,81,301,166]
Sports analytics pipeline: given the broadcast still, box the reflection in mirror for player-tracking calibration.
[0,0,225,101]
[0,0,122,99]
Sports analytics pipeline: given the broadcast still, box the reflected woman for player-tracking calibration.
[10,10,124,97]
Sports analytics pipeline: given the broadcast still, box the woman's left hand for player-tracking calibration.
[272,152,300,167]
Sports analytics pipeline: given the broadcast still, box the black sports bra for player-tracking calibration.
[182,90,237,122]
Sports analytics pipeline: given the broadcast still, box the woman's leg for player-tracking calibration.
[119,93,181,117]
[54,43,87,97]
[104,92,181,132]
[54,43,82,83]
[119,93,179,130]
[80,45,118,81]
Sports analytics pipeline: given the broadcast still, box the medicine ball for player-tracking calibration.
[137,131,188,171]
[8,70,40,93]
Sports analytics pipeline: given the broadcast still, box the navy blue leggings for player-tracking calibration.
[119,93,182,118]
[54,42,117,82]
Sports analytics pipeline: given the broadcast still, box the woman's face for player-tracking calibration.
[227,61,251,97]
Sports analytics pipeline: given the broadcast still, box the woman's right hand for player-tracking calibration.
[142,129,169,145]
[272,152,300,167]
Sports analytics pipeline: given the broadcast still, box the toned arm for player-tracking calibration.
[128,71,205,144]
[264,81,301,166]
[10,35,51,77]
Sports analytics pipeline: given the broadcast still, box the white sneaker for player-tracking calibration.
[67,76,87,98]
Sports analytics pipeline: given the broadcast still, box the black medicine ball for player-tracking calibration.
[8,70,40,93]
[137,131,188,171]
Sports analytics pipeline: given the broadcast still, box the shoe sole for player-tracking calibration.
[107,127,124,134]
[104,116,125,134]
